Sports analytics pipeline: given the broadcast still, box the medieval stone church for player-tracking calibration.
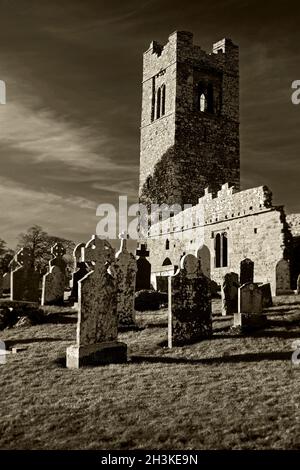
[138,30,300,295]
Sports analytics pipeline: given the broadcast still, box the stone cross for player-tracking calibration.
[113,233,137,327]
[69,242,88,304]
[41,242,66,306]
[221,272,239,316]
[66,235,127,368]
[135,243,151,291]
[168,254,212,348]
[11,247,40,302]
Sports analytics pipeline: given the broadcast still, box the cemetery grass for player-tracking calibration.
[0,297,300,450]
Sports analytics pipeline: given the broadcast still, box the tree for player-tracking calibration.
[16,225,75,274]
[0,239,14,273]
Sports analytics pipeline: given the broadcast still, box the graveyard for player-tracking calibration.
[0,293,299,450]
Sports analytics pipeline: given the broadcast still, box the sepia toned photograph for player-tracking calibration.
[0,0,299,461]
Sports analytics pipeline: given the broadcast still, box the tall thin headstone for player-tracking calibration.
[135,244,151,291]
[69,242,88,304]
[221,272,239,316]
[113,233,137,327]
[11,247,40,302]
[240,258,254,285]
[41,243,66,306]
[168,254,212,348]
[66,236,127,368]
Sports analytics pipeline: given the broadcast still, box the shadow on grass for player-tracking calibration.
[130,350,292,365]
[44,314,77,325]
[5,337,64,348]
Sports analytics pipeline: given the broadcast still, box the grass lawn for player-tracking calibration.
[0,296,300,450]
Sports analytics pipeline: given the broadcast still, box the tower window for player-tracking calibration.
[154,84,166,120]
[199,93,206,112]
[156,87,161,119]
[161,84,166,116]
[166,239,170,250]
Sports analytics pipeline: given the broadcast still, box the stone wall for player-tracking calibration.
[146,184,291,295]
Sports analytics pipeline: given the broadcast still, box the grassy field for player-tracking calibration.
[0,297,300,450]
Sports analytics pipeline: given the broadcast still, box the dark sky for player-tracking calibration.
[0,0,299,246]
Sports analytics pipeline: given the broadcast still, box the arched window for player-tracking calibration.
[162,257,172,266]
[161,84,166,116]
[165,239,169,250]
[215,232,228,268]
[199,93,206,112]
[156,88,161,119]
[215,233,221,268]
[222,232,228,267]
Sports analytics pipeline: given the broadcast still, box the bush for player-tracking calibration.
[135,290,167,312]
[0,300,45,330]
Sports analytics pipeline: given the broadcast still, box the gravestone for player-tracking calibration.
[221,272,239,316]
[135,244,151,291]
[66,236,127,368]
[234,282,267,330]
[168,254,212,348]
[259,283,273,308]
[41,243,66,306]
[297,274,300,295]
[240,258,254,285]
[69,242,89,304]
[276,258,291,294]
[0,273,3,297]
[2,272,10,293]
[11,248,40,303]
[113,233,137,327]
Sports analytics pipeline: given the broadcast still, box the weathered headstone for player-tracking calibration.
[234,282,267,330]
[41,243,66,306]
[0,273,3,297]
[69,242,89,304]
[11,248,40,303]
[276,258,291,294]
[168,254,212,348]
[221,272,239,316]
[297,274,300,295]
[240,258,254,285]
[113,233,137,327]
[66,236,127,368]
[135,244,151,291]
[258,283,273,308]
[2,272,10,293]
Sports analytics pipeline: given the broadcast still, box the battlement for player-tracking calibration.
[148,185,275,237]
[143,31,238,82]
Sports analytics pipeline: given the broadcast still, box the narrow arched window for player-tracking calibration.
[156,87,161,119]
[200,93,206,112]
[166,239,169,250]
[161,84,166,116]
[222,232,228,267]
[215,233,221,268]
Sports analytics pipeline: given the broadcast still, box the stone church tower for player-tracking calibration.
[139,31,240,208]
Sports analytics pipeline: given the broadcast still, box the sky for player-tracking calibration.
[0,0,299,247]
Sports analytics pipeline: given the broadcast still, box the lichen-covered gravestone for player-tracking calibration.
[234,282,267,331]
[168,254,212,348]
[66,236,127,368]
[276,258,291,294]
[135,244,151,291]
[41,243,66,306]
[69,242,89,304]
[11,247,40,303]
[240,258,254,285]
[259,283,273,308]
[221,272,239,316]
[113,233,137,327]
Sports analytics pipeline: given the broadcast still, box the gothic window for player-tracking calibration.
[199,93,206,112]
[156,87,161,119]
[215,231,228,268]
[165,239,170,250]
[161,84,166,116]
